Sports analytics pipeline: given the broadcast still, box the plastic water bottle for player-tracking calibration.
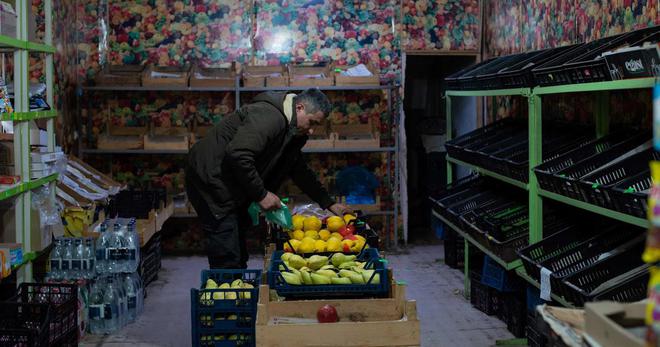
[124,273,138,323]
[102,276,120,332]
[89,279,106,334]
[125,220,140,273]
[96,223,109,274]
[62,239,73,280]
[49,238,63,280]
[71,239,84,279]
[118,274,129,327]
[84,238,95,279]
[107,224,126,273]
[136,272,144,315]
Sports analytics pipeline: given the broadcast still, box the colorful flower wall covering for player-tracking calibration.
[107,0,253,67]
[484,0,523,57]
[252,0,401,78]
[401,0,480,51]
[521,0,575,51]
[576,0,658,42]
[77,0,107,82]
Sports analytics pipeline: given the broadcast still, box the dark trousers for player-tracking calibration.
[185,171,248,269]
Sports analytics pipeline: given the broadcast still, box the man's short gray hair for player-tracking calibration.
[294,88,332,117]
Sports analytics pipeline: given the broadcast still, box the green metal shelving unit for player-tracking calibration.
[443,77,656,308]
[0,0,58,283]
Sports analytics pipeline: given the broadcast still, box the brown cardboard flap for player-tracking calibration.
[585,301,646,347]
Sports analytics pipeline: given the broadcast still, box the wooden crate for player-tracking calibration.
[156,201,174,231]
[243,65,288,87]
[97,134,143,150]
[255,283,420,347]
[303,123,334,149]
[108,123,147,136]
[289,64,334,87]
[143,134,189,151]
[142,64,191,87]
[189,65,236,88]
[334,62,380,86]
[95,64,144,86]
[137,209,158,247]
[332,120,380,149]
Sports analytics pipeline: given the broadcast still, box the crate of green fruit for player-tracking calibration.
[268,249,390,298]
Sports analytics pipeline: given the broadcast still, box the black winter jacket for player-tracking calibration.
[186,92,334,219]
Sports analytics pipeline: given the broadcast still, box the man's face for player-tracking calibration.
[295,103,325,135]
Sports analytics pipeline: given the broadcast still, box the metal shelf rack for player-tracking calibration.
[442,77,656,307]
[80,82,402,247]
[0,0,58,283]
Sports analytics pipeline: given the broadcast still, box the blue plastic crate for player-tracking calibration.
[432,216,445,239]
[191,269,261,347]
[481,256,519,292]
[526,286,545,312]
[268,248,390,298]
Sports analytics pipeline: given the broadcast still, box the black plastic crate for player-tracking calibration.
[527,311,549,347]
[139,232,162,288]
[542,231,645,301]
[469,271,500,316]
[444,58,498,90]
[444,228,465,269]
[499,46,577,88]
[446,191,502,227]
[11,283,78,346]
[110,189,167,219]
[446,119,524,165]
[579,147,658,210]
[468,132,528,170]
[463,54,534,90]
[605,31,660,80]
[552,135,649,200]
[561,239,648,306]
[502,293,527,338]
[533,131,644,194]
[517,225,602,283]
[0,302,51,347]
[610,170,651,218]
[487,217,572,264]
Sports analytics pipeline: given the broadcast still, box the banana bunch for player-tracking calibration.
[199,278,255,304]
[279,252,381,286]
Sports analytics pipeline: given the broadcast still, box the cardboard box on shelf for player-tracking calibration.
[243,65,288,87]
[95,64,144,86]
[1,207,53,252]
[142,64,191,87]
[189,64,236,88]
[334,62,381,86]
[585,301,646,347]
[0,141,13,164]
[332,119,380,148]
[289,63,334,87]
[0,248,9,278]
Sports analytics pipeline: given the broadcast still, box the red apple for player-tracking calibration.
[317,304,338,323]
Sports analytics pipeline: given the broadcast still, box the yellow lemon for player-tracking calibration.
[326,238,342,252]
[314,240,327,252]
[354,234,366,244]
[351,239,365,252]
[341,239,354,252]
[292,215,305,231]
[292,230,305,241]
[318,229,331,241]
[299,237,316,253]
[343,214,357,224]
[330,232,343,241]
[303,216,322,231]
[304,230,319,240]
[284,239,301,252]
[326,216,345,233]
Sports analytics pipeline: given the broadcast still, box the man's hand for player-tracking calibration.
[328,203,352,216]
[258,191,282,211]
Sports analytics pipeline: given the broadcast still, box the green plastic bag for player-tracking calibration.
[248,199,293,230]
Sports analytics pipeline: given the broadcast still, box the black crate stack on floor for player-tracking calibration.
[140,231,163,289]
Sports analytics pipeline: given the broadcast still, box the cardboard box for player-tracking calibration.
[189,65,236,88]
[289,63,334,87]
[0,248,9,278]
[1,207,52,252]
[0,141,13,164]
[95,64,144,86]
[585,301,646,347]
[142,64,191,87]
[334,62,381,86]
[243,65,288,87]
[97,134,144,150]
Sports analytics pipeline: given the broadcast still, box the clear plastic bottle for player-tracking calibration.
[102,276,120,332]
[124,273,138,323]
[49,238,63,280]
[71,239,84,279]
[88,279,106,334]
[84,238,96,279]
[96,223,109,274]
[107,224,124,273]
[62,239,73,280]
[117,274,128,328]
[125,220,140,273]
[136,272,144,316]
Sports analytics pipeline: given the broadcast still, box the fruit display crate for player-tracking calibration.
[139,231,162,288]
[561,239,648,306]
[443,227,465,269]
[469,271,502,316]
[191,269,261,347]
[268,249,389,299]
[255,283,420,347]
[0,302,52,347]
[10,283,78,346]
[445,118,523,164]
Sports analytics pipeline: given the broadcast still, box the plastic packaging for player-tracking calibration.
[291,203,333,220]
[31,185,61,227]
[248,201,293,229]
[647,266,660,346]
[644,161,660,263]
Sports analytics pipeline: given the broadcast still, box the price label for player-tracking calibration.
[71,259,82,270]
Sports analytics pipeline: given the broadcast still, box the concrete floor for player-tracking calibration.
[80,244,514,347]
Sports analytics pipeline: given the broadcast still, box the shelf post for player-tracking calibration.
[595,91,610,138]
[529,94,543,244]
[446,95,453,184]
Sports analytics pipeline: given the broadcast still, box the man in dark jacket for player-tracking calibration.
[186,89,350,269]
